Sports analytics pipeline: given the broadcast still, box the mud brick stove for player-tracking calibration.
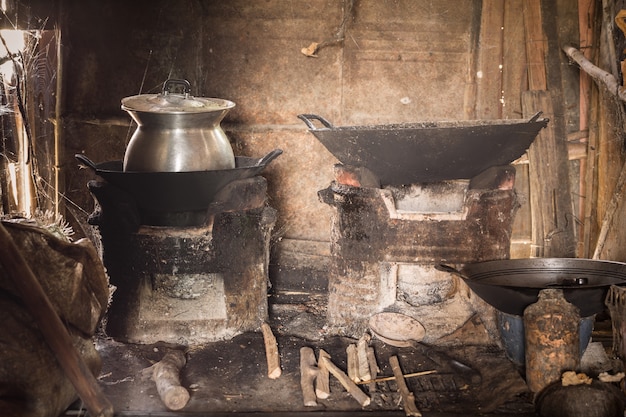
[299,113,550,341]
[319,164,519,340]
[87,174,277,345]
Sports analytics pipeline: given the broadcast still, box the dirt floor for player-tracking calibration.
[60,301,621,417]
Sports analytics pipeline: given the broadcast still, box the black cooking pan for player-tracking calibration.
[437,258,626,317]
[75,149,282,213]
[298,113,548,185]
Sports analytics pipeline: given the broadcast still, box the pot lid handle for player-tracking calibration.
[162,79,191,98]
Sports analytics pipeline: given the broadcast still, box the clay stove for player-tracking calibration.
[319,164,519,340]
[300,114,548,341]
[83,160,279,345]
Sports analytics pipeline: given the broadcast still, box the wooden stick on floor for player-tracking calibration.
[389,355,422,417]
[152,350,190,411]
[366,346,379,392]
[300,347,319,406]
[0,222,114,417]
[315,349,331,399]
[319,355,371,407]
[261,322,282,379]
[347,343,359,382]
[357,334,372,382]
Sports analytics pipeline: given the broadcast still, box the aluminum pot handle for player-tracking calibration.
[75,154,98,173]
[162,79,191,98]
[297,114,334,130]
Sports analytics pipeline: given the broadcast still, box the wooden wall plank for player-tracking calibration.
[522,0,577,257]
[475,0,505,119]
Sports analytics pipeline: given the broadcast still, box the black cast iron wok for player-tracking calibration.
[298,113,548,185]
[437,258,626,317]
[75,149,282,213]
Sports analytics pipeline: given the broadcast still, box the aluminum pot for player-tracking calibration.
[121,79,236,172]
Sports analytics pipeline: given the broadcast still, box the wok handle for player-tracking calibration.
[297,114,334,130]
[256,149,283,167]
[435,263,467,279]
[75,154,98,172]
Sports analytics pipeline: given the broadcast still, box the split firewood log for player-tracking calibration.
[152,350,190,411]
[390,355,422,417]
[300,347,319,406]
[347,343,359,382]
[319,354,371,407]
[261,322,282,379]
[315,349,331,399]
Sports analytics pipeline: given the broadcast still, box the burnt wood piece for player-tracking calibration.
[333,164,381,188]
[468,165,516,190]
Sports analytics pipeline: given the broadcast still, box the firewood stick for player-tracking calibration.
[366,346,379,391]
[357,334,372,382]
[315,349,331,399]
[389,356,422,417]
[0,223,114,417]
[300,347,319,406]
[346,343,359,382]
[261,322,282,379]
[152,350,190,411]
[357,370,437,385]
[319,355,371,407]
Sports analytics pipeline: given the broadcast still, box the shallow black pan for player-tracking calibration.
[75,149,282,212]
[298,113,548,185]
[437,258,626,317]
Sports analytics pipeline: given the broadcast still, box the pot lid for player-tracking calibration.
[121,79,235,114]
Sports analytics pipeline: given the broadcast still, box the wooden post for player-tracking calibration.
[0,222,114,417]
[522,0,576,258]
